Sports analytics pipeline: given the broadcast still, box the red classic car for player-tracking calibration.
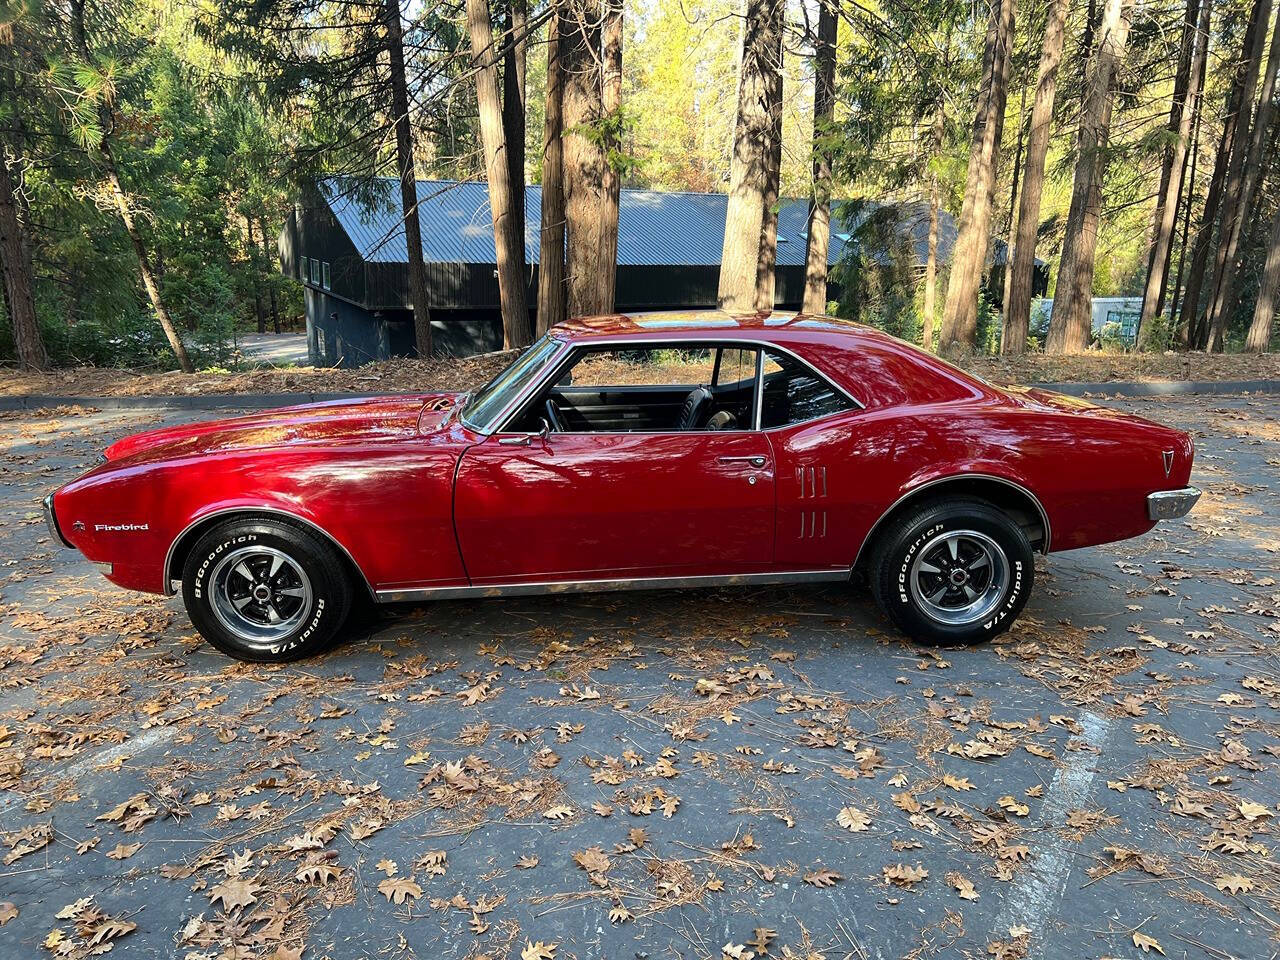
[45,312,1199,662]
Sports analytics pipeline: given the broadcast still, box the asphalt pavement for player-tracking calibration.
[0,394,1277,960]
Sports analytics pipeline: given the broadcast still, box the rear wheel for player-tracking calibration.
[870,498,1033,645]
[181,518,353,662]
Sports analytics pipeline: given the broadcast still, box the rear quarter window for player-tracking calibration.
[760,349,855,428]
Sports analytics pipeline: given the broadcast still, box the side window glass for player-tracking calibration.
[760,349,852,428]
[514,344,758,433]
[560,347,714,387]
[713,348,757,389]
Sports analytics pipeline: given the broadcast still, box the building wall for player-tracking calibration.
[305,289,512,368]
[304,263,845,367]
[306,289,389,367]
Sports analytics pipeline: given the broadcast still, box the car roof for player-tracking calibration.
[552,310,889,345]
[550,309,1001,409]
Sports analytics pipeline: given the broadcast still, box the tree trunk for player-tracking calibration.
[1044,0,1131,354]
[468,0,532,346]
[1157,0,1210,321]
[937,0,1016,353]
[247,214,266,334]
[1136,0,1206,349]
[1000,82,1028,323]
[537,5,567,334]
[385,0,434,357]
[802,0,837,315]
[502,0,528,278]
[562,0,614,316]
[599,0,623,300]
[1168,103,1200,325]
[1178,0,1264,347]
[1245,206,1280,351]
[753,2,784,313]
[1205,0,1279,351]
[0,146,48,371]
[259,217,281,333]
[718,0,784,311]
[922,177,940,350]
[100,137,194,371]
[1002,0,1068,355]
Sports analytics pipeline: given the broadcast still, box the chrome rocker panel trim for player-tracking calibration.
[1147,486,1201,521]
[376,568,851,604]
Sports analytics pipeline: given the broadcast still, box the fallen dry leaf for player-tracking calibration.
[1215,874,1253,894]
[521,941,557,960]
[1133,932,1165,955]
[884,863,929,887]
[209,877,262,911]
[803,867,843,887]
[377,875,423,904]
[836,806,871,832]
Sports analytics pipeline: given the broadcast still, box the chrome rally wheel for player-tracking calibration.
[871,498,1033,646]
[908,530,1008,626]
[182,518,353,662]
[209,546,314,645]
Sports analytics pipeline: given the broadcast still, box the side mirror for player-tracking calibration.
[497,419,552,447]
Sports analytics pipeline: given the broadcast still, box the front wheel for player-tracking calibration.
[182,518,353,662]
[870,498,1034,646]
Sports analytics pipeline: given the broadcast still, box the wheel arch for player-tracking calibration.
[164,506,375,600]
[853,474,1050,569]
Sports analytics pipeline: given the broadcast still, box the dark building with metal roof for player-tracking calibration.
[278,178,1035,367]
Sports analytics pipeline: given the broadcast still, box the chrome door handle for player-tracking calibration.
[718,455,768,468]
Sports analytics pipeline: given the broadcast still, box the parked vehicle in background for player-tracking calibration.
[46,311,1199,662]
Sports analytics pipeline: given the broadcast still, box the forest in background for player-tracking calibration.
[0,0,1277,372]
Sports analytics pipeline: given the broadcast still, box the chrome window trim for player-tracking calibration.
[753,347,765,430]
[757,344,861,431]
[462,335,572,436]
[375,568,850,603]
[851,473,1052,568]
[162,505,375,599]
[490,336,863,437]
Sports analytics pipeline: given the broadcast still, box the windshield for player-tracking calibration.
[462,335,562,432]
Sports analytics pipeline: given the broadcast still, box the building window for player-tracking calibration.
[309,258,319,284]
[322,262,331,290]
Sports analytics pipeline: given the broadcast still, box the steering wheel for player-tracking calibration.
[544,397,566,433]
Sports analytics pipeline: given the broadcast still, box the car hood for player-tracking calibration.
[103,393,465,464]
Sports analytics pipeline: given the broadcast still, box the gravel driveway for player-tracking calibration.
[1,394,1277,960]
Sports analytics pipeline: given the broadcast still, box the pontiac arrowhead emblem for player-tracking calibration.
[1162,450,1174,477]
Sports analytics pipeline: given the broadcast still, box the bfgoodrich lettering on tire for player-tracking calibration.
[182,518,353,662]
[870,497,1034,646]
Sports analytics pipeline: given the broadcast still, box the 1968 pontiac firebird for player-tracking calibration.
[45,312,1200,662]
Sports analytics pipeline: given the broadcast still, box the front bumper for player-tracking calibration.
[1147,486,1201,521]
[43,493,74,548]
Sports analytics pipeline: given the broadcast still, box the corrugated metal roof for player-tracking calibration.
[320,178,958,269]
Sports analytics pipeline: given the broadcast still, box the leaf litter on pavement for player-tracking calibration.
[0,397,1278,958]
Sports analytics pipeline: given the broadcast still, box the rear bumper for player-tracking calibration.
[43,493,73,548]
[1147,486,1201,521]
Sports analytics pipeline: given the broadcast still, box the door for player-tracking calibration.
[453,430,776,583]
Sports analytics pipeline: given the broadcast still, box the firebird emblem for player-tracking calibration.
[1162,450,1174,477]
